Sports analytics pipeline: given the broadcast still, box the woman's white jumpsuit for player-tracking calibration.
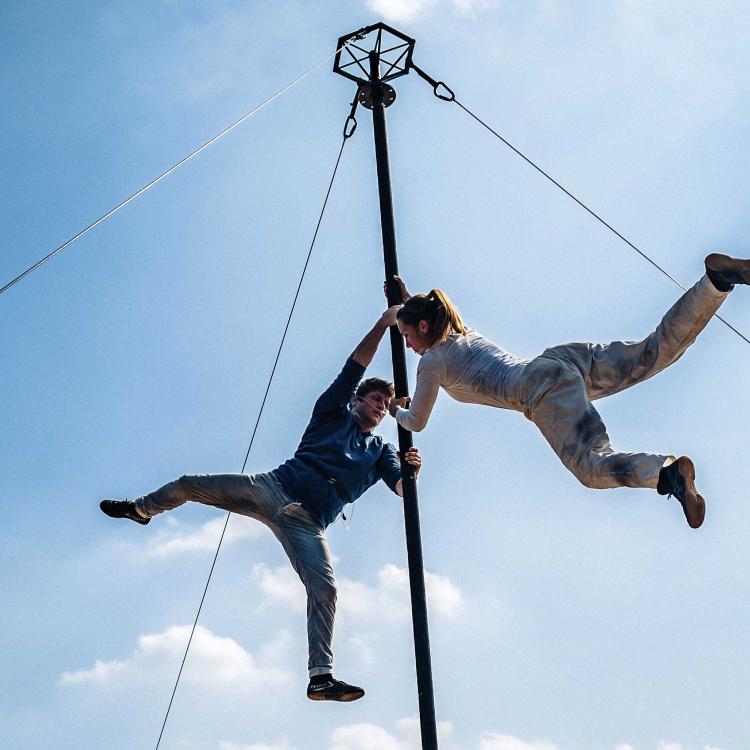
[394,275,728,489]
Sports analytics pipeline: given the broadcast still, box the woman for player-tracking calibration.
[387,253,750,529]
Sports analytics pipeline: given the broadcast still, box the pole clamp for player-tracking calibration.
[357,81,397,109]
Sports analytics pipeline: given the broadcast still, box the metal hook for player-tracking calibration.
[410,62,455,102]
[344,114,358,139]
[433,81,455,101]
[343,89,361,139]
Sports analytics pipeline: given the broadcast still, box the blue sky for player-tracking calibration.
[2,2,749,749]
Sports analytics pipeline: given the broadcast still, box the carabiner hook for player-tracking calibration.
[343,114,358,139]
[433,82,455,102]
[411,63,456,103]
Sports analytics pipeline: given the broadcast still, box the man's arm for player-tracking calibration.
[377,445,421,497]
[311,306,401,417]
[351,305,401,367]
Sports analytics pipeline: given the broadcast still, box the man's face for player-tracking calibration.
[351,389,391,429]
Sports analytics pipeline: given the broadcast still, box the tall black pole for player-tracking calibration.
[369,50,439,750]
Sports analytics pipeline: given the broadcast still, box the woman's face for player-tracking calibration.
[397,319,431,355]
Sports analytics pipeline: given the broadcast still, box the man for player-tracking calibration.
[100,305,419,702]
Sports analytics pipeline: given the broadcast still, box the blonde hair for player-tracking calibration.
[396,289,468,347]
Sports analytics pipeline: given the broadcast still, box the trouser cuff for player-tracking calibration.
[133,499,151,519]
[644,455,675,490]
[700,272,732,299]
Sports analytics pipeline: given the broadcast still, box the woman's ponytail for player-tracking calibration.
[397,288,467,347]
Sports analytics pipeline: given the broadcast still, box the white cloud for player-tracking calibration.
[347,636,375,666]
[479,734,558,750]
[366,0,437,22]
[60,624,290,689]
[59,657,128,685]
[395,716,454,748]
[219,742,296,750]
[324,726,724,750]
[327,718,453,750]
[250,562,462,620]
[451,0,498,15]
[147,514,263,557]
[252,562,307,611]
[340,563,462,620]
[365,0,493,22]
[329,723,406,750]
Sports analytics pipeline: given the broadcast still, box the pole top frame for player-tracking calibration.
[333,22,416,108]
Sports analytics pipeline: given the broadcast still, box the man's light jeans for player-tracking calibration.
[136,471,336,677]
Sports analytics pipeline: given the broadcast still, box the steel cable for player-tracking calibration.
[410,69,750,347]
[1,40,359,297]
[152,115,355,750]
[451,98,750,346]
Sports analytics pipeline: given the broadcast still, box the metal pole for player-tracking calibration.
[368,50,439,750]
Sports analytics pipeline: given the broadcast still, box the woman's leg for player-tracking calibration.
[585,275,728,399]
[526,358,670,489]
[523,357,705,525]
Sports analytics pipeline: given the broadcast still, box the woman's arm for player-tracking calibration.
[388,355,443,432]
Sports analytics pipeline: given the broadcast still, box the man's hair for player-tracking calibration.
[356,377,395,399]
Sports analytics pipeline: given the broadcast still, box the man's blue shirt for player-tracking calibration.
[273,357,401,528]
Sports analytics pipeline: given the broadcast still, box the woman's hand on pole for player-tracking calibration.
[388,395,410,416]
[384,275,412,303]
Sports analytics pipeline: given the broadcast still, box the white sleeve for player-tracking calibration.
[395,353,444,432]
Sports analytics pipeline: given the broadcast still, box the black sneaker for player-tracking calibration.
[705,253,750,291]
[306,675,365,702]
[656,456,706,529]
[100,499,150,525]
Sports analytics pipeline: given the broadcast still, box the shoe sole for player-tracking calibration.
[675,457,706,529]
[705,253,750,284]
[307,691,364,702]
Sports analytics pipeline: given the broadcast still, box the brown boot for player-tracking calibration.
[657,457,706,529]
[705,253,750,291]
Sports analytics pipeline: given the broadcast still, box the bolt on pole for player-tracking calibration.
[334,24,439,750]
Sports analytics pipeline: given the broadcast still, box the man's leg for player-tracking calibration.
[132,473,284,519]
[100,472,288,525]
[102,473,362,695]
[269,503,364,702]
